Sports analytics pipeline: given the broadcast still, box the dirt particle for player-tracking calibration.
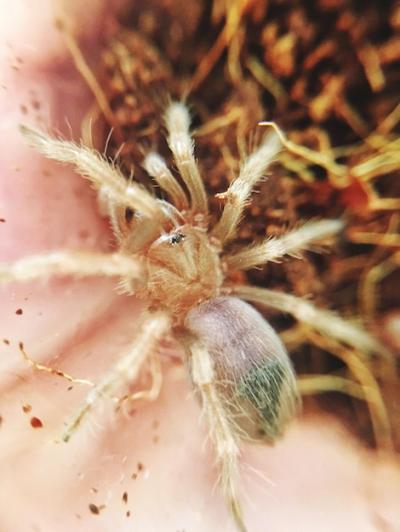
[0,415,3,427]
[0,218,6,223]
[2,339,10,345]
[22,404,32,414]
[88,503,105,515]
[15,308,23,315]
[30,416,43,429]
[131,461,144,479]
[122,491,128,504]
[88,503,100,515]
[126,511,131,517]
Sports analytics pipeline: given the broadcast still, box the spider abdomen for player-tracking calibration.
[185,296,300,442]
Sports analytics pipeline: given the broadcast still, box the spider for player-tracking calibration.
[0,101,382,532]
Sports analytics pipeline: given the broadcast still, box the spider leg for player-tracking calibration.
[20,126,164,222]
[164,102,208,216]
[118,352,162,407]
[232,285,385,356]
[225,219,344,270]
[62,311,171,442]
[0,250,144,287]
[212,133,281,244]
[234,286,392,449]
[189,340,247,532]
[143,152,189,211]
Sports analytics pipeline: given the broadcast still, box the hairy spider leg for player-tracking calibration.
[62,311,171,442]
[164,102,209,216]
[19,341,162,411]
[233,285,384,355]
[232,286,392,450]
[212,133,281,244]
[143,151,189,211]
[118,352,163,409]
[0,251,144,285]
[189,340,247,532]
[20,126,164,223]
[225,219,344,270]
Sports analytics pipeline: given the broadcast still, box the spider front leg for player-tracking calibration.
[143,151,189,212]
[225,219,344,270]
[20,126,164,223]
[212,132,281,244]
[164,102,209,216]
[62,311,171,442]
[188,340,246,532]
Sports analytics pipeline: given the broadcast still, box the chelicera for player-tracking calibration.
[1,101,382,531]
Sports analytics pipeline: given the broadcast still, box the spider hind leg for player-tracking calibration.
[62,311,171,442]
[188,339,247,532]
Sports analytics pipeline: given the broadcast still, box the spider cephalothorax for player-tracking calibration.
[145,223,223,318]
[1,101,382,532]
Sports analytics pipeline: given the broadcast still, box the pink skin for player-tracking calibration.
[0,2,399,531]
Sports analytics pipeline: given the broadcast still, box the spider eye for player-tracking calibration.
[125,207,134,224]
[170,231,185,245]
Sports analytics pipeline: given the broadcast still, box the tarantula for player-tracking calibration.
[0,101,381,531]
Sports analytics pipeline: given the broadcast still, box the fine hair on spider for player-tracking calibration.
[0,100,385,532]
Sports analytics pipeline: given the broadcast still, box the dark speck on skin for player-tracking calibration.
[88,503,100,515]
[30,417,43,429]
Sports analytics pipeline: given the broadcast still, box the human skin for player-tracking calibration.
[0,1,399,531]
